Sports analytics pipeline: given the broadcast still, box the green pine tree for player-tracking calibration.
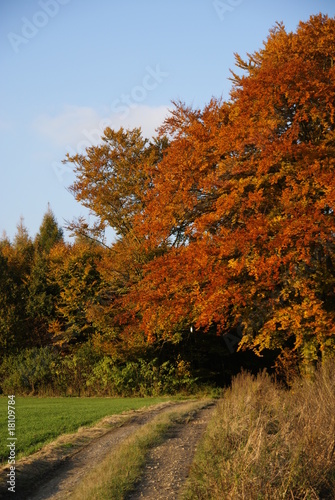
[35,205,63,254]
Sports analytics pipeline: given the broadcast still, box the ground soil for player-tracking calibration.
[0,399,215,500]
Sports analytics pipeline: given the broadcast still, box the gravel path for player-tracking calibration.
[0,400,215,500]
[127,404,215,500]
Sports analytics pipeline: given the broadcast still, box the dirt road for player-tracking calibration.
[126,404,214,499]
[0,400,215,499]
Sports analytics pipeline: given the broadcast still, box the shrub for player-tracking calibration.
[86,357,197,396]
[0,347,57,394]
[0,347,197,396]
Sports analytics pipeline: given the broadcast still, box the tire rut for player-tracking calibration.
[127,403,216,500]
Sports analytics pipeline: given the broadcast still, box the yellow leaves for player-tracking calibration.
[228,258,239,270]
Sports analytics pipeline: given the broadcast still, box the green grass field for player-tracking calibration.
[0,396,170,464]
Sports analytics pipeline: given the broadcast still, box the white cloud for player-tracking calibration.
[33,104,170,154]
[106,104,170,139]
[33,105,102,147]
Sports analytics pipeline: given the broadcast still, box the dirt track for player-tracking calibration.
[127,404,215,499]
[0,400,215,499]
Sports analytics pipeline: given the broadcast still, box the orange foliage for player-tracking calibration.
[130,14,335,363]
[65,15,335,367]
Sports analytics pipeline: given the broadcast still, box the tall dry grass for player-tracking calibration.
[184,360,335,499]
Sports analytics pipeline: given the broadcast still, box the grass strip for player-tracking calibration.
[69,400,209,500]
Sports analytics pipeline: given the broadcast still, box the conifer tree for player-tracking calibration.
[27,207,64,345]
[34,204,63,254]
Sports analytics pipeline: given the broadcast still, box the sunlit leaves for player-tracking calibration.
[36,14,335,370]
[128,14,335,366]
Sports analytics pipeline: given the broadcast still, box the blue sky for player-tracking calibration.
[1,0,335,241]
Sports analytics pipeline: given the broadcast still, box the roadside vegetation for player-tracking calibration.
[183,360,335,499]
[0,396,172,463]
[0,346,197,396]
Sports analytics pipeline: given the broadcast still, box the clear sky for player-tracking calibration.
[1,0,335,241]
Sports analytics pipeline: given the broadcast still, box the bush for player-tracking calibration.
[86,356,197,396]
[0,347,57,394]
[52,343,100,395]
[0,347,197,396]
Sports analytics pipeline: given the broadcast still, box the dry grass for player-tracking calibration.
[183,360,335,499]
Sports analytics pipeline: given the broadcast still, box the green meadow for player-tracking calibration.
[0,396,169,463]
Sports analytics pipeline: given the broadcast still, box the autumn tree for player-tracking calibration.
[63,127,169,356]
[47,240,106,350]
[62,14,334,374]
[0,219,35,353]
[65,127,161,239]
[131,14,335,372]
